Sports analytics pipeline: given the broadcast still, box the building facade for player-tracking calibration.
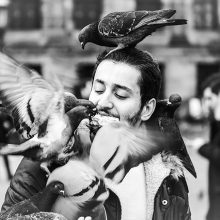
[1,0,220,99]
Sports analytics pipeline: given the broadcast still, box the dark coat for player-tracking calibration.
[199,120,220,220]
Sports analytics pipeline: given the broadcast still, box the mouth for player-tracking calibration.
[91,113,119,127]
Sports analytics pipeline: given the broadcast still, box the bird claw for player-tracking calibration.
[63,136,76,154]
[57,151,77,165]
[40,162,51,177]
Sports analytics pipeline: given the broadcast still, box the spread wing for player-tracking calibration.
[0,52,64,139]
[90,122,163,183]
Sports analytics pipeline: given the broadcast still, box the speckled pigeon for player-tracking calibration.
[78,9,187,55]
[0,52,96,174]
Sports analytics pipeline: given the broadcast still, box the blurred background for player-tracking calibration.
[0,0,219,219]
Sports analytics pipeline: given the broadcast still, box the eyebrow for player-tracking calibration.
[95,79,133,93]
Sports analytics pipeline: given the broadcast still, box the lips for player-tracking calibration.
[92,114,119,126]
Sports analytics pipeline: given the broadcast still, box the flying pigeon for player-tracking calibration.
[0,181,67,220]
[0,52,96,174]
[78,9,187,55]
[89,119,164,183]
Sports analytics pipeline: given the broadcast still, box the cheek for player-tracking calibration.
[89,91,98,105]
[117,100,141,119]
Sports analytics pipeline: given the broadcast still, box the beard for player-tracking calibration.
[125,107,143,126]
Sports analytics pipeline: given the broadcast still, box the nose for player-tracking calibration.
[97,92,113,110]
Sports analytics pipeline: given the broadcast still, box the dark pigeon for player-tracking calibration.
[78,9,187,55]
[147,94,197,178]
[0,182,66,220]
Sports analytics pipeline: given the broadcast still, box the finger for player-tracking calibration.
[78,217,85,220]
[85,217,92,220]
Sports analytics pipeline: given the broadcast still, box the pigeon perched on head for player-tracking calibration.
[0,52,96,174]
[78,9,187,55]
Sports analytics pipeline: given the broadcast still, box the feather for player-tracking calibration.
[0,52,96,174]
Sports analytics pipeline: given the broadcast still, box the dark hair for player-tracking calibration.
[201,73,220,95]
[93,48,162,106]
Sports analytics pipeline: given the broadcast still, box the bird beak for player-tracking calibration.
[81,42,85,49]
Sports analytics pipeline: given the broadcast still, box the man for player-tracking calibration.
[199,74,220,220]
[1,48,192,220]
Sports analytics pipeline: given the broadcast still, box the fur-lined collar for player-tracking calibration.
[143,152,185,220]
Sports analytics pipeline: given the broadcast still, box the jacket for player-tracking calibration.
[104,153,191,220]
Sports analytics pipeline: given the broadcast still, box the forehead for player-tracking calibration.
[94,60,141,89]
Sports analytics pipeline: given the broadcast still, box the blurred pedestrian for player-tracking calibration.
[199,74,220,220]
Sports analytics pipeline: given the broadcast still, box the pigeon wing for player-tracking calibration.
[0,52,64,139]
[98,11,149,37]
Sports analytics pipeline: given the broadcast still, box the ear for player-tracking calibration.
[140,98,156,121]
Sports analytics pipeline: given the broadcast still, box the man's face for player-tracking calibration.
[202,87,218,118]
[89,60,143,125]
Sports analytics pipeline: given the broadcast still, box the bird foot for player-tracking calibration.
[63,136,76,154]
[40,162,51,177]
[105,44,126,58]
[57,151,77,165]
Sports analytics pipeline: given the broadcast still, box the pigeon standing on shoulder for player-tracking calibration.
[78,9,187,55]
[0,52,96,174]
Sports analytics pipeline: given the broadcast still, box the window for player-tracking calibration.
[8,0,41,30]
[194,0,218,30]
[73,0,103,30]
[136,0,161,11]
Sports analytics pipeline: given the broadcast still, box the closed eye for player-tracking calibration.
[115,93,127,100]
[95,90,104,94]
